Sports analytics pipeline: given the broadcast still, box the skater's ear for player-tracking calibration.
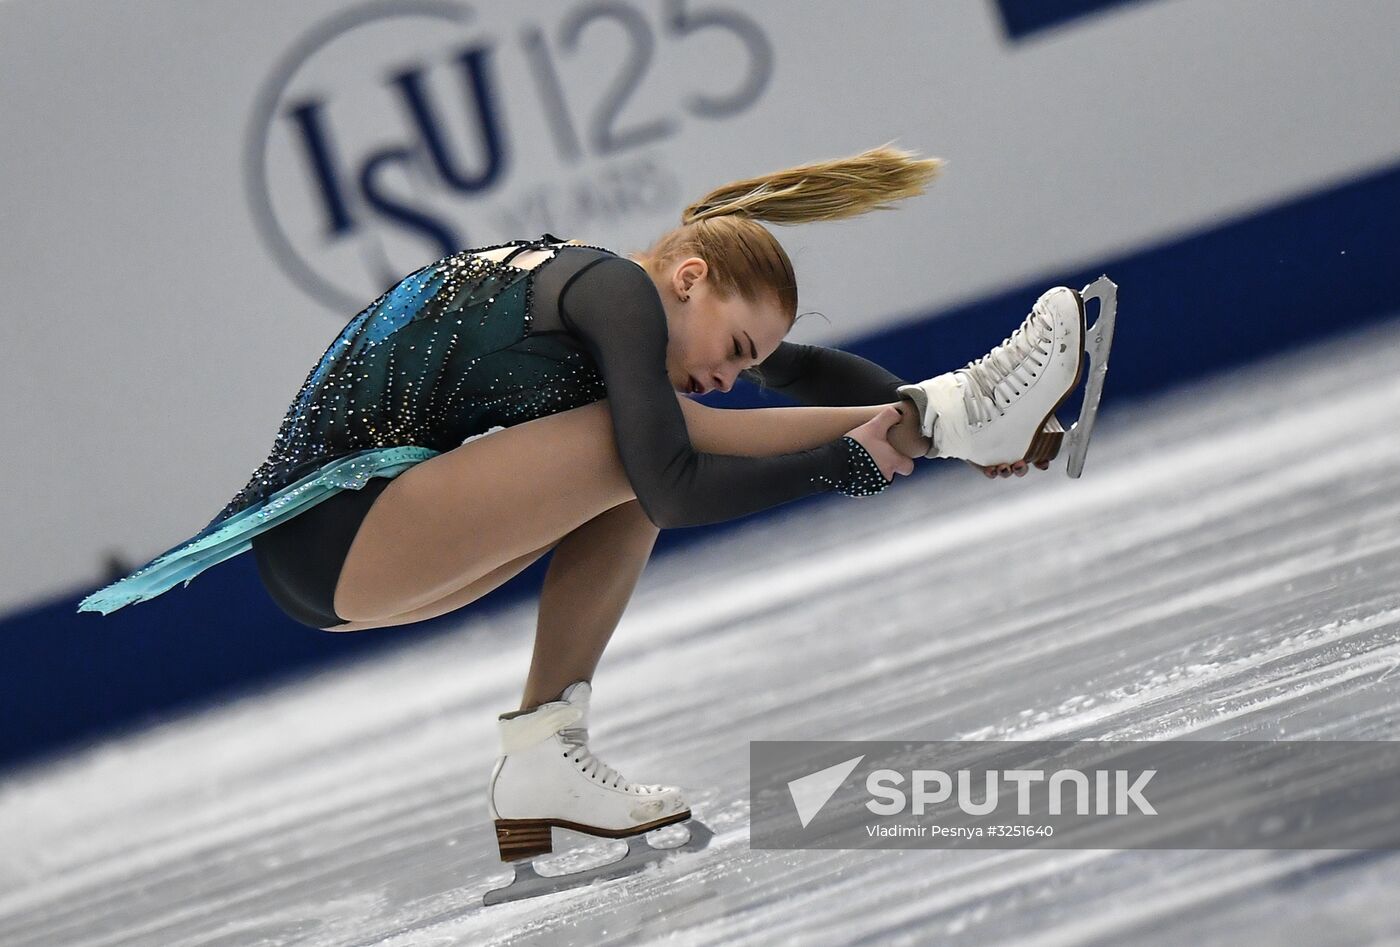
[671,257,710,300]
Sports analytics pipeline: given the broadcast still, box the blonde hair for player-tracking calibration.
[629,141,944,325]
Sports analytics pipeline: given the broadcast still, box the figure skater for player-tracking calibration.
[79,143,1098,880]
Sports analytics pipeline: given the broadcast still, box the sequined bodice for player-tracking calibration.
[196,234,614,539]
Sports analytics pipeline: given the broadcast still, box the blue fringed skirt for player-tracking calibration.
[77,445,438,616]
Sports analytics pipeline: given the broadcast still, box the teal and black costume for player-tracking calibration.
[78,234,905,624]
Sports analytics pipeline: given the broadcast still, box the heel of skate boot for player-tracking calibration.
[1025,417,1064,465]
[495,819,554,861]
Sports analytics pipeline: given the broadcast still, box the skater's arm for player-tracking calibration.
[558,256,886,528]
[740,341,906,406]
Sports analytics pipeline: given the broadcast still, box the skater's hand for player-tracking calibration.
[847,405,917,483]
[968,459,1050,479]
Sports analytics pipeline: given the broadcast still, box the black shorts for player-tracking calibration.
[250,477,394,630]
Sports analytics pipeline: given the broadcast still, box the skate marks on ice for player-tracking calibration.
[2,316,1400,944]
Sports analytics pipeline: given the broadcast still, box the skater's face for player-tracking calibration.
[649,255,789,397]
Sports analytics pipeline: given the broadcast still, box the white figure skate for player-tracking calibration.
[896,276,1118,477]
[482,680,713,905]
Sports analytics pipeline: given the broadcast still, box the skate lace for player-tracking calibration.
[558,725,632,791]
[956,302,1054,426]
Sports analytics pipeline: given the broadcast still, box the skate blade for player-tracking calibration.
[481,818,715,906]
[1063,275,1118,478]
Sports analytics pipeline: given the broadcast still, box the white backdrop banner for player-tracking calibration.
[3,0,1399,611]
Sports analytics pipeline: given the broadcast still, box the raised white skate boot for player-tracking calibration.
[896,280,1115,473]
[483,680,713,905]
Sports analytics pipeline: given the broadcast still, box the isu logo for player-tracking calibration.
[244,2,502,311]
[244,0,773,313]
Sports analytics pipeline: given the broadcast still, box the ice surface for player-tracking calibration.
[2,317,1399,946]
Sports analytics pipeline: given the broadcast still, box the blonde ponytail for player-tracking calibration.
[632,142,944,324]
[680,140,944,227]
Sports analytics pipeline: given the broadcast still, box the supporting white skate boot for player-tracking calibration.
[896,276,1118,476]
[483,680,713,905]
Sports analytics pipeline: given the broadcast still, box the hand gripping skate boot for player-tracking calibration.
[897,276,1118,477]
[482,680,713,905]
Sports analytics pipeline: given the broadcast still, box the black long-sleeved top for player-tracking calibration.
[551,250,904,527]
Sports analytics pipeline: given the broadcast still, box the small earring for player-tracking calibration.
[680,295,689,302]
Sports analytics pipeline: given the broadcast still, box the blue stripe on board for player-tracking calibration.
[994,0,1165,40]
[4,159,1399,775]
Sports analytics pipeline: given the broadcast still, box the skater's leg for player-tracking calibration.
[676,395,932,459]
[338,498,655,708]
[517,498,658,711]
[333,400,635,623]
[327,538,563,632]
[333,395,923,625]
